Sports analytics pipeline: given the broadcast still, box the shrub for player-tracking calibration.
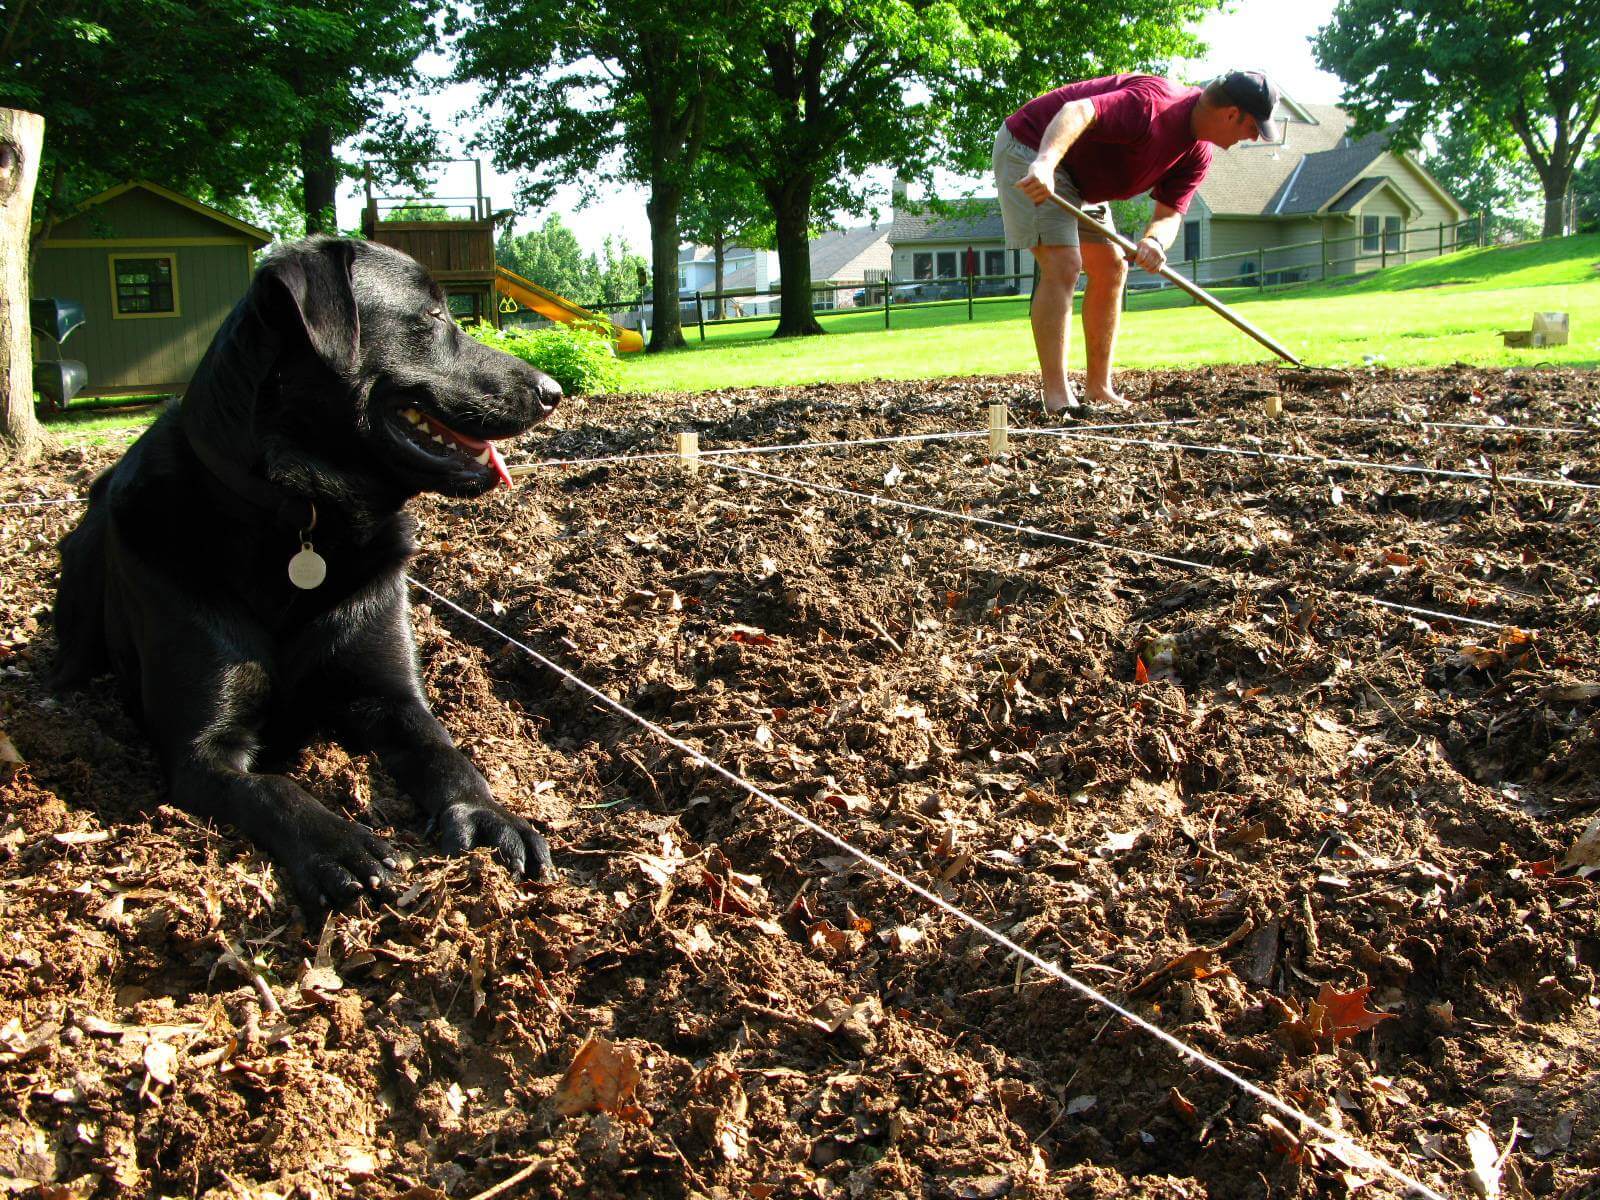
[467,321,621,395]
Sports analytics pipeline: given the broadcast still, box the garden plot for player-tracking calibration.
[1,365,1597,1200]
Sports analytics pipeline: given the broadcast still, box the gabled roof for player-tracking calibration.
[1327,175,1423,219]
[1264,130,1388,214]
[808,223,890,280]
[34,180,273,243]
[1196,102,1354,215]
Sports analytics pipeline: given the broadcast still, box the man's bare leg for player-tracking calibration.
[1029,243,1082,414]
[1080,241,1130,406]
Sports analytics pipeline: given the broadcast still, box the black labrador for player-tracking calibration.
[53,236,561,914]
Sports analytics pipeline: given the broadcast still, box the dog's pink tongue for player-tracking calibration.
[486,441,512,488]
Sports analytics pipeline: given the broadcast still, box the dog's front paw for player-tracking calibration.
[279,810,399,914]
[436,799,555,880]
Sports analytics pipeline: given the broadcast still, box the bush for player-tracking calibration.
[467,321,621,395]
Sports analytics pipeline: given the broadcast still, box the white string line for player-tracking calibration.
[1041,428,1600,492]
[0,497,86,509]
[407,576,1449,1200]
[1283,414,1594,436]
[0,467,1520,631]
[708,458,1513,632]
[507,418,1202,476]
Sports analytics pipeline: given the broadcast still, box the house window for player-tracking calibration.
[812,289,837,312]
[1384,215,1402,252]
[1362,216,1381,253]
[984,249,1006,277]
[935,250,958,277]
[110,254,178,318]
[912,252,933,279]
[1183,220,1201,262]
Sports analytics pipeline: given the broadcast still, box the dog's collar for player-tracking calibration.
[181,409,316,535]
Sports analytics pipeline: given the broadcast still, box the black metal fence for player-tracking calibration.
[566,214,1486,340]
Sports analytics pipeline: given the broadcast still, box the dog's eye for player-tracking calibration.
[427,308,447,322]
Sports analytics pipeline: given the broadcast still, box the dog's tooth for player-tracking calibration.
[475,449,490,465]
[432,434,446,445]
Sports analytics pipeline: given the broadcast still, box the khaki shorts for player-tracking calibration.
[993,124,1114,250]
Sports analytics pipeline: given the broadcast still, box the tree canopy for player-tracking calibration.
[714,0,1218,337]
[1,0,437,239]
[1313,0,1600,237]
[450,0,733,349]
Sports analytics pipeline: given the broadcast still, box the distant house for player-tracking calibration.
[677,223,891,316]
[888,191,1032,299]
[31,181,272,397]
[887,94,1469,291]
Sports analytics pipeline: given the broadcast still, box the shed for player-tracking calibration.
[31,181,272,397]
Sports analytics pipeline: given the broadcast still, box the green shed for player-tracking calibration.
[31,181,272,398]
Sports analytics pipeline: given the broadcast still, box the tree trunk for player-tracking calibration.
[300,124,339,236]
[1540,176,1571,239]
[770,177,821,338]
[645,184,685,352]
[713,232,726,320]
[1,108,46,466]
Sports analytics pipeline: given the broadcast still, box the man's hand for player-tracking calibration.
[1018,159,1056,203]
[1131,236,1167,273]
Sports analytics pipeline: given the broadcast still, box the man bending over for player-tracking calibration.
[994,70,1278,414]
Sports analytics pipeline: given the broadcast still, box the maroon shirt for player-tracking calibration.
[1004,74,1212,213]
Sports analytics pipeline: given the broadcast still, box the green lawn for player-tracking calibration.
[619,234,1600,393]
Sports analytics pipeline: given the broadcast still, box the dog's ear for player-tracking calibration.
[257,238,361,374]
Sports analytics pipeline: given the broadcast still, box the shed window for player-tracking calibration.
[111,255,177,316]
[1384,215,1403,252]
[1361,216,1381,253]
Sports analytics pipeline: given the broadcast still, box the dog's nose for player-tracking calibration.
[537,375,561,414]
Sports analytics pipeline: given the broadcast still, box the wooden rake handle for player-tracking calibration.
[1041,189,1304,368]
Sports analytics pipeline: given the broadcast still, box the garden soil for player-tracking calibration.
[1,365,1597,1200]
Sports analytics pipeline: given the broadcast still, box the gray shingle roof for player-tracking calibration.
[889,201,1006,244]
[808,223,891,280]
[1194,102,1354,215]
[1327,176,1387,213]
[1267,132,1389,214]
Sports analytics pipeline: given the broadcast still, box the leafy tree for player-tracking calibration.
[679,156,771,318]
[592,236,650,308]
[1,0,437,242]
[1421,118,1541,243]
[1313,0,1600,238]
[449,0,732,351]
[716,0,1218,338]
[496,216,597,301]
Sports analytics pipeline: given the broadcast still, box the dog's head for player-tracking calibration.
[183,236,561,508]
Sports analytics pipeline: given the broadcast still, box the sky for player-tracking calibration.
[338,0,1349,258]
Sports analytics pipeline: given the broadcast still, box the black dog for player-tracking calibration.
[53,237,561,914]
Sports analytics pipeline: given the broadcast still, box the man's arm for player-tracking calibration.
[1017,99,1097,201]
[1132,203,1183,272]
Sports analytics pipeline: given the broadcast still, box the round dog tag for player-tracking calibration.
[288,542,327,589]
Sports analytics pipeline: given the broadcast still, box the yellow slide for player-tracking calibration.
[494,266,645,354]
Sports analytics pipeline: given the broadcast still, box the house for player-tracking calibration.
[888,194,1032,299]
[1175,96,1470,284]
[677,223,891,316]
[887,94,1469,291]
[31,181,272,397]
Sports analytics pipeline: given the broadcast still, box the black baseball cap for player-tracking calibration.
[1218,70,1280,141]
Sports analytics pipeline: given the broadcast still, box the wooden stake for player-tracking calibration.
[988,403,1008,456]
[675,431,699,475]
[1264,393,1283,420]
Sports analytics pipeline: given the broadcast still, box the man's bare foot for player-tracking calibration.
[1084,386,1131,409]
[1042,383,1079,417]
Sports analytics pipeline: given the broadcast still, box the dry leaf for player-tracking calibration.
[1317,984,1396,1044]
[0,729,23,777]
[1560,812,1600,878]
[1464,1120,1514,1200]
[553,1035,651,1125]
